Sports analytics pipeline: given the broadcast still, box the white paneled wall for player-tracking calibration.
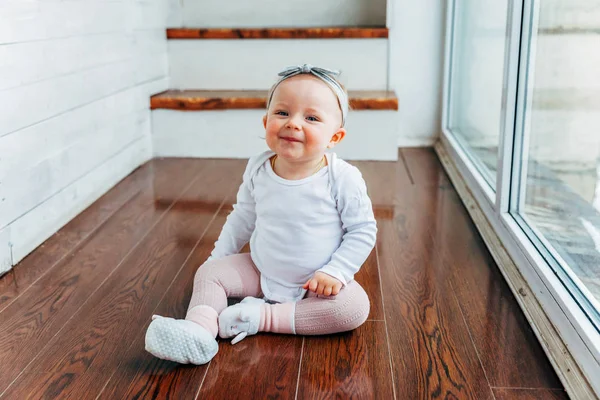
[0,0,170,272]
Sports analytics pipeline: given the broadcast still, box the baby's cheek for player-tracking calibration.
[264,127,279,146]
[303,136,326,152]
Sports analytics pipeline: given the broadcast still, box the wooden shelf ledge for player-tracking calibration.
[151,90,398,111]
[166,27,389,40]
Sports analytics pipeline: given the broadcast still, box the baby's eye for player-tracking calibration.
[306,116,319,122]
[275,110,288,116]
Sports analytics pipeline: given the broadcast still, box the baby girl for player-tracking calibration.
[145,64,377,365]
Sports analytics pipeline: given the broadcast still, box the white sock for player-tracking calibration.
[218,297,265,344]
[145,315,218,365]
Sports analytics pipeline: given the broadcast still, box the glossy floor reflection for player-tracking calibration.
[0,150,567,399]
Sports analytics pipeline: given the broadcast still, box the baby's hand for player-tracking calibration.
[303,272,343,296]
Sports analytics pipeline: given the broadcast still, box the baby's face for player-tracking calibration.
[263,75,345,163]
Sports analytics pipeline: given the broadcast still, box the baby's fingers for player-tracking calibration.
[323,286,333,296]
[331,282,343,296]
[308,279,319,293]
[316,282,326,295]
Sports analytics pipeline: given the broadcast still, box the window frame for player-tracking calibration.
[441,0,600,394]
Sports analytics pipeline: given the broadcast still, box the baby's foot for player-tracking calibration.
[145,315,218,364]
[218,297,265,344]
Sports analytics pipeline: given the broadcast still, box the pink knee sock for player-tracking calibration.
[186,305,219,338]
[258,303,296,334]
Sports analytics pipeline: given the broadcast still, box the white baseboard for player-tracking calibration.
[152,109,399,160]
[168,39,388,90]
[0,227,11,275]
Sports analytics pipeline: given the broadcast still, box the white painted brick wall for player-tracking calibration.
[0,0,169,271]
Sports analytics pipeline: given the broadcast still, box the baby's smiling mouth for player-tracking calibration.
[280,136,302,143]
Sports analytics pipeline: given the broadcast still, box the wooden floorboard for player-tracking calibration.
[0,159,214,399]
[377,192,495,399]
[434,189,563,388]
[297,321,394,399]
[493,388,570,400]
[0,164,150,310]
[0,159,206,395]
[354,250,384,320]
[350,158,412,205]
[96,162,246,399]
[96,212,232,400]
[2,160,245,399]
[0,149,567,399]
[198,334,303,399]
[401,147,450,187]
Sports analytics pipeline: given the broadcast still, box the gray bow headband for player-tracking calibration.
[266,64,348,127]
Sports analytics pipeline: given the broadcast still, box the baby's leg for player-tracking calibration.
[294,281,370,335]
[186,253,262,337]
[258,280,370,335]
[145,253,261,364]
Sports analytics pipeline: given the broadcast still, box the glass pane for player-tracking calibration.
[518,0,600,317]
[448,0,510,187]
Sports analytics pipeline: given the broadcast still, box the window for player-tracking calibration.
[515,0,600,322]
[447,0,510,188]
[443,0,600,395]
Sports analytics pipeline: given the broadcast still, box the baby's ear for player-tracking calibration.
[262,114,267,129]
[327,128,346,148]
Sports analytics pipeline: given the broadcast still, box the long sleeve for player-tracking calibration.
[209,162,257,260]
[317,167,377,285]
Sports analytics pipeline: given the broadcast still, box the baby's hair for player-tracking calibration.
[266,65,349,127]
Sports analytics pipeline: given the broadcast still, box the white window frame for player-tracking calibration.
[441,0,600,395]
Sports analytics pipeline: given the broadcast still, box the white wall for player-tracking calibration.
[0,0,170,272]
[388,0,447,146]
[168,39,388,90]
[167,0,387,28]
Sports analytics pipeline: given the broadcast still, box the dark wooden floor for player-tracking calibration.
[0,149,568,399]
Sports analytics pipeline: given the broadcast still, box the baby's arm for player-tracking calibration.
[209,162,257,260]
[316,167,377,286]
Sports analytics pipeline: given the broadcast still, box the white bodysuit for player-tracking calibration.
[209,151,377,303]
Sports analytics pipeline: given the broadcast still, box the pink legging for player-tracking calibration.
[185,253,370,338]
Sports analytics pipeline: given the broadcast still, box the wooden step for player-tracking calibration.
[151,90,398,111]
[166,27,388,40]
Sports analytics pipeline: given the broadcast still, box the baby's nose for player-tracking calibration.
[286,116,302,129]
